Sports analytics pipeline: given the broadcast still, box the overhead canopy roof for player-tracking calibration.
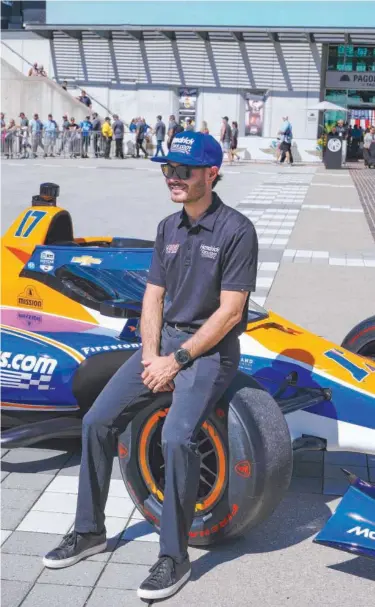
[24,25,375,45]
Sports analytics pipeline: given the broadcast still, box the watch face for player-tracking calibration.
[176,349,191,365]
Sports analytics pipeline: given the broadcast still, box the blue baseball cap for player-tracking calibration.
[151,131,223,168]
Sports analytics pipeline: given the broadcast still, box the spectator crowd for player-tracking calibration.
[0,111,240,160]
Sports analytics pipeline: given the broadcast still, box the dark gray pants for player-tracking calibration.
[75,324,240,562]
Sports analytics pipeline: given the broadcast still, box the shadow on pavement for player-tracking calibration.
[190,492,333,582]
[1,438,82,474]
[328,556,375,582]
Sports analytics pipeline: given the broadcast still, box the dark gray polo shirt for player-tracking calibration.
[147,193,258,335]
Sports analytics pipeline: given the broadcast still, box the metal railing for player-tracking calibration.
[1,128,157,159]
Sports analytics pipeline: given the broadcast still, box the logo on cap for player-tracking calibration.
[171,136,195,156]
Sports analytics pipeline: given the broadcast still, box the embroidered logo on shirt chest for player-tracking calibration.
[200,244,220,259]
[166,244,180,254]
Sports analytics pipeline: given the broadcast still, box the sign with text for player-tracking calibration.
[178,88,197,127]
[326,71,375,90]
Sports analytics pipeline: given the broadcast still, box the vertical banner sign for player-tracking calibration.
[178,88,198,127]
[245,92,264,136]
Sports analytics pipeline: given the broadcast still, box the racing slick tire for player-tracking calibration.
[341,316,375,359]
[118,371,293,547]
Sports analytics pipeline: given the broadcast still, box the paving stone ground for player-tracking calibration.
[1,158,375,606]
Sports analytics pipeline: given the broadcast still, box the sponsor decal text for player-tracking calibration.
[17,285,43,309]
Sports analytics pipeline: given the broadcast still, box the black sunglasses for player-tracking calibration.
[161,163,200,180]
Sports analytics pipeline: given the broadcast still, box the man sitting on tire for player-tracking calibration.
[43,131,258,601]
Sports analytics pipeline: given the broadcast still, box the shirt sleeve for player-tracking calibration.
[147,222,166,288]
[221,223,258,292]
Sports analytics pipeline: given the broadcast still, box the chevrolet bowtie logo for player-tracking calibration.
[71,255,102,267]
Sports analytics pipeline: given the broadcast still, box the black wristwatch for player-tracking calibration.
[174,348,192,367]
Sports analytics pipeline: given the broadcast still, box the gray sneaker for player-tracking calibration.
[43,530,107,569]
[137,556,191,600]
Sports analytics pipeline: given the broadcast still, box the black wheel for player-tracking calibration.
[118,371,293,546]
[341,316,375,359]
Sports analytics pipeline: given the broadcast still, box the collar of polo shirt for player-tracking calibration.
[177,192,222,232]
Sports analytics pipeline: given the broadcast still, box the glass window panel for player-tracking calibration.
[356,47,368,57]
[348,89,375,105]
[328,46,375,71]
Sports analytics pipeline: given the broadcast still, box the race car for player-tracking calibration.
[1,183,375,558]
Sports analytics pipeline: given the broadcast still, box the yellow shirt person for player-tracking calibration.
[101,119,113,138]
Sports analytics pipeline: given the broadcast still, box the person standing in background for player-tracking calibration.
[28,62,39,76]
[4,118,17,158]
[185,117,194,131]
[1,112,6,155]
[68,117,80,159]
[231,121,240,161]
[57,114,70,156]
[18,113,29,155]
[43,114,58,157]
[112,114,125,159]
[167,114,178,150]
[80,116,92,158]
[77,90,92,109]
[38,65,47,77]
[336,119,348,164]
[220,116,232,163]
[101,117,113,159]
[363,126,375,167]
[278,115,293,166]
[19,112,29,128]
[29,113,44,158]
[91,113,101,158]
[350,123,362,160]
[135,118,148,158]
[200,121,209,134]
[154,115,166,157]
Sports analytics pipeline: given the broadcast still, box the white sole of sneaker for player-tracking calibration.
[42,541,107,569]
[137,568,191,600]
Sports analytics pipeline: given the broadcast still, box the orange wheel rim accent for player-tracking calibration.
[138,409,167,502]
[138,408,226,514]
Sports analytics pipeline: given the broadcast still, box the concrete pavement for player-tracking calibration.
[1,157,375,606]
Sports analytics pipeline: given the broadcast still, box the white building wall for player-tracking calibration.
[265,92,320,139]
[2,32,55,78]
[197,88,242,135]
[1,58,88,122]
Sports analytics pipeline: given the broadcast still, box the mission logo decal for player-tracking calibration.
[17,285,43,309]
[0,351,58,391]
